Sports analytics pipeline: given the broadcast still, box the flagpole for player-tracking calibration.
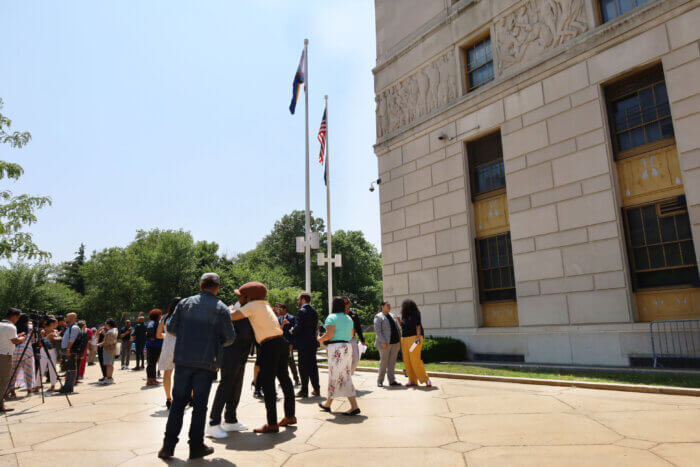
[304,38,311,294]
[325,95,333,312]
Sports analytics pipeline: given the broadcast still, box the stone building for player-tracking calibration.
[373,0,699,365]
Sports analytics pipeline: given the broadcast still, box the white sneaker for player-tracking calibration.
[206,424,228,438]
[220,422,247,432]
[104,377,114,385]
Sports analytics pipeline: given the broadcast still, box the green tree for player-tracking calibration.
[128,229,200,309]
[82,247,149,322]
[327,230,383,321]
[258,210,325,286]
[0,263,83,315]
[58,243,86,294]
[0,98,51,260]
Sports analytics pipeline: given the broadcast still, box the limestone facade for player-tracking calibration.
[374,0,700,366]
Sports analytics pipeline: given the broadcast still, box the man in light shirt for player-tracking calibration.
[230,282,296,433]
[0,308,26,412]
[59,313,81,394]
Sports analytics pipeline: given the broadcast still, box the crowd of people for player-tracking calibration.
[0,272,432,460]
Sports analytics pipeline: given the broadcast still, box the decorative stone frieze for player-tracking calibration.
[375,49,458,138]
[494,0,588,72]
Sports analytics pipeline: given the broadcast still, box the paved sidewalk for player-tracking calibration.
[0,363,698,466]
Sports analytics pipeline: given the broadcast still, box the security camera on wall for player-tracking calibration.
[369,178,382,192]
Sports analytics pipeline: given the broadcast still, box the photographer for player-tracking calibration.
[0,309,25,412]
[59,313,80,394]
[39,317,60,392]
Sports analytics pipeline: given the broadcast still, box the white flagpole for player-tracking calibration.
[325,95,333,312]
[304,38,311,294]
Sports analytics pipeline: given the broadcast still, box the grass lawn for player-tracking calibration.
[357,359,700,389]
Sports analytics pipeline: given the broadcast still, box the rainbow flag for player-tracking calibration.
[289,49,306,115]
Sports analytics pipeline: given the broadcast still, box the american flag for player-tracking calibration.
[317,108,327,164]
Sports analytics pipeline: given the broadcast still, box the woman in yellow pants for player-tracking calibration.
[399,299,432,387]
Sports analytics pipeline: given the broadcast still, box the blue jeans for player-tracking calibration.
[163,365,216,448]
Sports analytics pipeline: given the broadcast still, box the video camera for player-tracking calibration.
[27,310,50,326]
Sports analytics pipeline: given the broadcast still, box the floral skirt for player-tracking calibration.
[327,342,355,399]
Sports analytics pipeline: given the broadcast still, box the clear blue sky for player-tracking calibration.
[1,0,379,263]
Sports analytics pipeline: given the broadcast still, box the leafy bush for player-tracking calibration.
[361,332,467,363]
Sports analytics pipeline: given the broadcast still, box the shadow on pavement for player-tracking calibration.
[210,427,298,452]
[163,457,235,466]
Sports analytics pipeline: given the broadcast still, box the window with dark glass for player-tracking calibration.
[623,196,700,290]
[467,132,505,199]
[605,65,674,158]
[600,0,649,23]
[476,233,516,303]
[465,37,494,91]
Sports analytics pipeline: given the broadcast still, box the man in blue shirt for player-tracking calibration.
[159,273,235,461]
[59,313,81,394]
[276,304,300,387]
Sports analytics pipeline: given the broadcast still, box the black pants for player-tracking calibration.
[120,341,131,367]
[97,347,106,378]
[62,353,78,392]
[259,337,295,426]
[297,346,320,394]
[288,347,300,383]
[164,365,215,448]
[134,340,145,369]
[209,346,247,426]
[147,346,161,379]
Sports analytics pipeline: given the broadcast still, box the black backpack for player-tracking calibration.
[71,328,90,356]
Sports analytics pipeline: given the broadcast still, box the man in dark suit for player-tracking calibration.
[277,303,300,387]
[290,292,319,398]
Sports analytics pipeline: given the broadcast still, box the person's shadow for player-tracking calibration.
[210,427,298,452]
[161,457,235,466]
[324,413,368,425]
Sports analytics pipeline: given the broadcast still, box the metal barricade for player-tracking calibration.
[650,319,700,368]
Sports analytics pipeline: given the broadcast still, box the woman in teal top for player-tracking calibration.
[317,297,361,416]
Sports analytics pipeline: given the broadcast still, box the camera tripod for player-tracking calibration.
[1,324,72,408]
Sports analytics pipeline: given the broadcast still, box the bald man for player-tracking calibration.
[59,313,81,394]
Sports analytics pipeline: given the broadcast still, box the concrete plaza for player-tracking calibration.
[0,363,698,466]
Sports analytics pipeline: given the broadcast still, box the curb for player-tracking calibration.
[317,364,700,397]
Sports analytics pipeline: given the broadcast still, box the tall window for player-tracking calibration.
[468,132,516,305]
[476,233,516,302]
[467,132,505,199]
[623,197,700,290]
[606,65,673,158]
[600,0,649,23]
[465,37,494,91]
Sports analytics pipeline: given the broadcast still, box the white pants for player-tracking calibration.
[40,348,58,386]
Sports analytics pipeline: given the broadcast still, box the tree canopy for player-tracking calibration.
[0,98,51,260]
[0,210,383,326]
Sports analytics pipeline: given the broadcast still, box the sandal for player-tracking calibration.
[318,402,331,412]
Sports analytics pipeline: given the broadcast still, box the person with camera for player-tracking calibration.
[58,313,80,394]
[39,317,60,392]
[0,309,26,412]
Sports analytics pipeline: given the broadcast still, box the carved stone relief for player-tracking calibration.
[375,0,588,139]
[376,49,458,138]
[494,0,588,72]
